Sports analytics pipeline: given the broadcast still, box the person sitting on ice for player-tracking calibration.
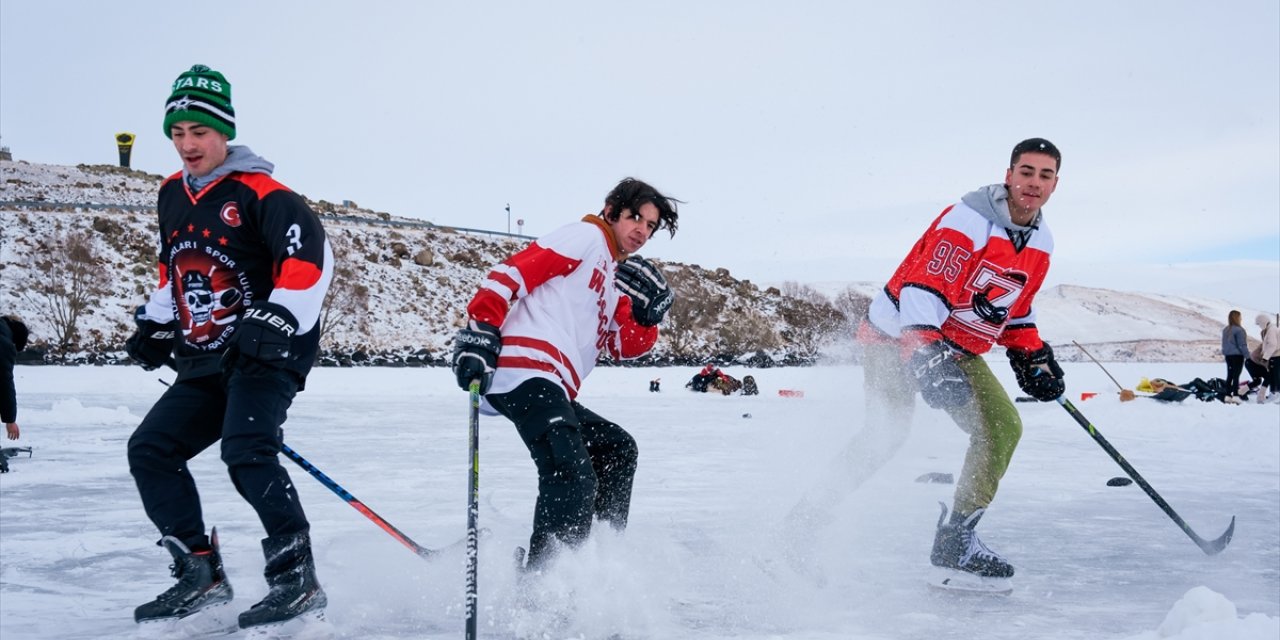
[1142,378,1238,404]
[686,364,720,392]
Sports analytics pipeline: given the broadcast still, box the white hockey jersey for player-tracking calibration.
[466,216,658,401]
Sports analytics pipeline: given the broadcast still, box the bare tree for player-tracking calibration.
[780,281,828,306]
[661,267,720,359]
[20,228,110,356]
[319,232,370,346]
[832,285,872,330]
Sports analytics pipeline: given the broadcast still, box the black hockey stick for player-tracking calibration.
[157,373,444,559]
[1055,396,1235,555]
[465,379,481,640]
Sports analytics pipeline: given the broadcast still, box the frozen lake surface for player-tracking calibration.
[1,363,1276,639]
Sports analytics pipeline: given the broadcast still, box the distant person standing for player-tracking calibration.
[125,64,334,633]
[1,316,30,473]
[792,138,1066,589]
[1256,313,1280,403]
[1222,310,1248,399]
[451,177,679,572]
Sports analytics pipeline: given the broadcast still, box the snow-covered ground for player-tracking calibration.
[1,363,1276,640]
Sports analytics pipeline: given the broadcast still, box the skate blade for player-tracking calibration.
[241,608,332,639]
[136,602,239,638]
[927,567,1013,596]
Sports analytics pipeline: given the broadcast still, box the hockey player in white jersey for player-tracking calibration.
[453,177,680,571]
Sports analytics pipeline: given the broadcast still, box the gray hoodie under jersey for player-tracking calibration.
[960,184,1043,251]
[185,145,275,192]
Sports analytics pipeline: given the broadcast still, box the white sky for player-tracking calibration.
[2,1,1278,309]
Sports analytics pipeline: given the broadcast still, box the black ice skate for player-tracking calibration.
[135,528,234,624]
[930,503,1015,579]
[237,531,327,631]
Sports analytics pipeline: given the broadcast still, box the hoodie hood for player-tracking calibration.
[185,145,274,192]
[961,184,1042,232]
[1256,313,1274,329]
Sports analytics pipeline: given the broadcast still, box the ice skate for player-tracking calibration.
[237,531,328,636]
[928,503,1014,594]
[134,528,236,636]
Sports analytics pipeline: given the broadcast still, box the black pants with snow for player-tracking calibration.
[1245,359,1268,389]
[1224,355,1245,395]
[488,378,638,570]
[127,369,309,551]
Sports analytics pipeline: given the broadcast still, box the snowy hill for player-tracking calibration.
[2,159,1268,364]
[0,159,847,366]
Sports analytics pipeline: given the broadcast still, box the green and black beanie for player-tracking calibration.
[163,64,235,140]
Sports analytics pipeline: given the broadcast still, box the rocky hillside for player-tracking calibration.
[3,159,1263,365]
[0,159,856,366]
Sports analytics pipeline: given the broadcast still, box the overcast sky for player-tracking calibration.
[3,1,1277,311]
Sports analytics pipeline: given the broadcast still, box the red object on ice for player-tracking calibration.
[778,389,805,398]
[1080,392,1098,401]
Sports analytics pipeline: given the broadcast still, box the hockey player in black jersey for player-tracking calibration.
[125,64,334,634]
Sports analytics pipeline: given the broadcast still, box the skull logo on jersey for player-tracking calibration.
[174,253,246,348]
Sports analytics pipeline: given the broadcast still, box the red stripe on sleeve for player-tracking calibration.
[489,271,521,300]
[506,243,581,293]
[467,289,511,327]
[275,256,323,290]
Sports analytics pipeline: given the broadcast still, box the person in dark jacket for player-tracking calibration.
[1221,310,1248,399]
[124,65,334,633]
[1,316,29,473]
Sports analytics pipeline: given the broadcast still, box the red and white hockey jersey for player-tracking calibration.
[467,215,658,400]
[866,187,1053,356]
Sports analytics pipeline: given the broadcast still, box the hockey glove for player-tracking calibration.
[221,302,298,375]
[125,305,178,371]
[452,320,501,394]
[1008,343,1065,402]
[908,341,972,410]
[615,256,674,327]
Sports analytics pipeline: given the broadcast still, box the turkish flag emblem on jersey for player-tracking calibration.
[220,201,242,228]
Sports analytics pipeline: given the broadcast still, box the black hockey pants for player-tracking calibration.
[127,369,309,550]
[488,378,638,570]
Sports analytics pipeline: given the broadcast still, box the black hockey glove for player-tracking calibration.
[908,341,972,410]
[1008,343,1065,402]
[452,320,501,394]
[125,305,178,371]
[221,302,298,375]
[615,256,674,327]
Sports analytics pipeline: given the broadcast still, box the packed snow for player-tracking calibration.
[1,363,1277,639]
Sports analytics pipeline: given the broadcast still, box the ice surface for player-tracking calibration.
[1,363,1276,639]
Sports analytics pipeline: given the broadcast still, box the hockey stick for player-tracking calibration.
[1072,340,1124,390]
[157,374,444,559]
[1054,395,1235,555]
[280,443,444,559]
[465,379,481,640]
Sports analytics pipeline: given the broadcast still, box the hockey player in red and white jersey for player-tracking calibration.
[856,138,1066,586]
[452,178,680,571]
[776,138,1067,589]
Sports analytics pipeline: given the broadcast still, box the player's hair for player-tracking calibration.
[1010,138,1061,171]
[601,177,681,238]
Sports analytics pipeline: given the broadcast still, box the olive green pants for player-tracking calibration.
[863,342,1023,517]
